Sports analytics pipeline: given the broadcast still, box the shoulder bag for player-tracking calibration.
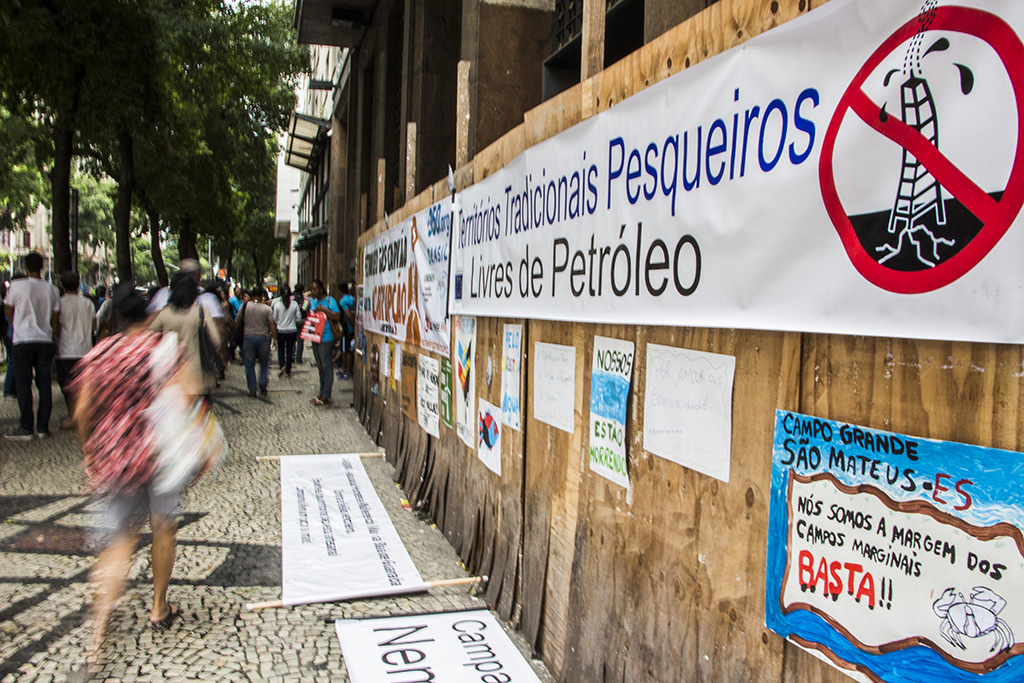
[197,304,224,374]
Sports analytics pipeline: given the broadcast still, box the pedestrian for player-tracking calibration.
[293,283,308,364]
[228,285,243,317]
[338,280,356,380]
[242,287,277,397]
[3,252,60,439]
[56,271,96,429]
[1,276,19,399]
[227,285,243,361]
[93,285,107,312]
[208,283,233,380]
[70,288,200,674]
[146,259,224,328]
[150,271,223,396]
[308,279,341,406]
[271,285,299,378]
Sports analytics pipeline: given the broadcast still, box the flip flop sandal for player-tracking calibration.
[149,603,181,631]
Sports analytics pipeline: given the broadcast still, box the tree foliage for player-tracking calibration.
[0,107,47,230]
[0,0,307,284]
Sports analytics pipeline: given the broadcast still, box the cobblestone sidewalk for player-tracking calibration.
[0,360,553,682]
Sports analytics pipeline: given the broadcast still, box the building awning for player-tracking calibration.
[293,226,328,251]
[294,0,376,47]
[285,112,330,172]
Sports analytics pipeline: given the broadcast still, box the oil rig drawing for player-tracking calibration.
[878,0,955,267]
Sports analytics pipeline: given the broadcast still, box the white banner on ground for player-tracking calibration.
[364,197,452,353]
[335,609,544,683]
[450,0,1024,344]
[280,454,429,606]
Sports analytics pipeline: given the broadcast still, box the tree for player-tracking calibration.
[0,0,307,283]
[70,171,116,280]
[0,107,48,231]
[0,0,128,275]
[134,0,305,274]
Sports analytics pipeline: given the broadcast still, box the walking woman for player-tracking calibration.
[150,272,222,396]
[71,287,200,674]
[271,285,299,377]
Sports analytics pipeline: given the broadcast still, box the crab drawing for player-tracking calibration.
[932,587,1015,653]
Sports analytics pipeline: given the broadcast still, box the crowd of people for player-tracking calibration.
[2,254,360,432]
[1,251,358,676]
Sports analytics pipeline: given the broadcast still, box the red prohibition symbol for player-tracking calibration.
[820,6,1024,294]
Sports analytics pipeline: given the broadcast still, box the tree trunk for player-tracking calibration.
[50,116,74,276]
[222,239,234,280]
[252,250,264,286]
[113,125,135,283]
[179,217,198,260]
[149,208,168,286]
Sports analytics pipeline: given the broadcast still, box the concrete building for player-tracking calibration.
[1,205,53,282]
[282,44,347,294]
[287,0,703,296]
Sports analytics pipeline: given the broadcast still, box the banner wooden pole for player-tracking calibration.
[244,576,486,611]
[256,453,383,461]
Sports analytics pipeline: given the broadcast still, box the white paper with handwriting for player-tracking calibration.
[643,344,735,482]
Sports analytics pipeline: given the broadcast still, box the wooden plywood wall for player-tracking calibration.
[353,0,1023,680]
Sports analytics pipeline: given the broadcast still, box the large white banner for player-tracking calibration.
[449,0,1024,344]
[280,454,429,606]
[335,609,544,683]
[364,197,452,352]
[412,196,453,354]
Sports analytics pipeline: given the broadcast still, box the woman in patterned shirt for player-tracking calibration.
[71,286,200,671]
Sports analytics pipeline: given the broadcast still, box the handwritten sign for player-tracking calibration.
[588,336,634,488]
[478,398,502,476]
[767,411,1024,682]
[417,355,440,438]
[501,324,522,430]
[532,342,576,434]
[380,341,391,383]
[642,344,735,483]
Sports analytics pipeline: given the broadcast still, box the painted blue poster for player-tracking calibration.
[766,410,1024,682]
[588,336,634,488]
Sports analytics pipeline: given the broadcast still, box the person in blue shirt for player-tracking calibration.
[337,280,356,380]
[227,285,244,361]
[308,279,341,406]
[228,285,243,317]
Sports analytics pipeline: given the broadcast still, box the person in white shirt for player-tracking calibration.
[56,271,96,428]
[2,251,60,439]
[271,285,300,377]
[145,259,224,322]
